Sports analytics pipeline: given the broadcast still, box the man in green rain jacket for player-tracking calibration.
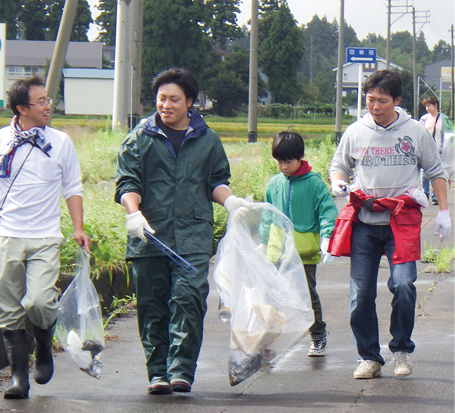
[115,68,250,395]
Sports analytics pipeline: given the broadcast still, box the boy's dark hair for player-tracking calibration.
[363,69,402,101]
[272,131,305,161]
[422,96,439,108]
[152,68,198,103]
[8,76,46,117]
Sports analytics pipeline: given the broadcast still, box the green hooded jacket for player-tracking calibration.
[115,111,230,259]
[264,170,338,264]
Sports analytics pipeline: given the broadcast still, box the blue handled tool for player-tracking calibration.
[143,229,196,275]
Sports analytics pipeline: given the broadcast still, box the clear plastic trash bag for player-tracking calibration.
[441,130,455,181]
[213,202,314,386]
[56,248,104,379]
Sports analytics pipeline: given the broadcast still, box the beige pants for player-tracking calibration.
[0,236,62,330]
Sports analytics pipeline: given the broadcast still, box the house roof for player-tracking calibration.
[6,40,104,69]
[63,68,114,79]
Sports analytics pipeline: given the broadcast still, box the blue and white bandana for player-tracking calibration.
[0,116,52,178]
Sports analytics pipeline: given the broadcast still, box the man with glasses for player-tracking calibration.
[0,76,90,399]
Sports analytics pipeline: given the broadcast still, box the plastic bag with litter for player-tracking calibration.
[55,248,105,379]
[213,202,314,386]
[441,130,455,181]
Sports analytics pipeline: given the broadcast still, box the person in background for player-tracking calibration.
[263,131,338,356]
[0,76,90,399]
[330,69,450,380]
[419,96,454,205]
[115,68,250,395]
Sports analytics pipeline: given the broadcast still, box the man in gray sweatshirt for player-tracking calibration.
[329,69,451,380]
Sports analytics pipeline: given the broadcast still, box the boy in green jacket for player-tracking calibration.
[264,131,338,356]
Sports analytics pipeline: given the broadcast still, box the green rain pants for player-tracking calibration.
[131,253,210,384]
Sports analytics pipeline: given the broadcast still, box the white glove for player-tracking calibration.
[224,195,252,221]
[126,211,154,242]
[434,209,451,242]
[331,179,349,197]
[405,187,429,209]
[320,237,333,264]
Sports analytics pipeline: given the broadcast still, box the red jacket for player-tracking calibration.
[328,190,422,264]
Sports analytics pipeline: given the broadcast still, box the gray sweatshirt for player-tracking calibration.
[330,107,446,225]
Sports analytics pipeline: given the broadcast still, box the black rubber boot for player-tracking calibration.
[2,330,30,399]
[32,321,55,385]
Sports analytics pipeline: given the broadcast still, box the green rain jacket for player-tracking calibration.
[264,169,338,264]
[115,110,230,259]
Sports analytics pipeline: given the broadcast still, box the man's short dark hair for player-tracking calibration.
[152,68,198,103]
[422,96,439,108]
[8,76,46,117]
[363,69,402,101]
[272,131,305,161]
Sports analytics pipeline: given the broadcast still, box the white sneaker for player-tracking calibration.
[353,359,382,379]
[394,351,413,377]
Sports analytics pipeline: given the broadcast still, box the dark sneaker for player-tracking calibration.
[354,359,382,379]
[308,332,328,357]
[393,351,413,377]
[170,378,192,393]
[147,378,171,395]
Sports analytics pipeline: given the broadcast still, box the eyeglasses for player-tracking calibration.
[28,98,53,107]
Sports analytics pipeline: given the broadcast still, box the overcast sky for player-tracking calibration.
[88,0,454,50]
[237,0,454,50]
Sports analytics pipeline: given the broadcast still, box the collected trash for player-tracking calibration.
[56,248,104,379]
[441,130,455,181]
[213,202,314,386]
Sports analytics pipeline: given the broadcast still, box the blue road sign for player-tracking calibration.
[346,47,377,63]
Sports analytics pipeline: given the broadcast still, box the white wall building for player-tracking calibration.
[63,68,114,115]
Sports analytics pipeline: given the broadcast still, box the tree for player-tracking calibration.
[301,15,338,82]
[0,0,19,39]
[96,0,117,46]
[202,48,267,115]
[207,0,242,51]
[45,0,92,41]
[141,0,210,99]
[259,2,304,103]
[432,40,451,62]
[18,0,47,40]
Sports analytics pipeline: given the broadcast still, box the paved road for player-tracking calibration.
[1,192,453,413]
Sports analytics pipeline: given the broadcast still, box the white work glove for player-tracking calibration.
[320,237,334,264]
[224,195,252,221]
[331,179,349,197]
[126,211,154,242]
[405,187,429,209]
[434,210,451,242]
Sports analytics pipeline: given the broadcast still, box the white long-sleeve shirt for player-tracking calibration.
[0,125,83,238]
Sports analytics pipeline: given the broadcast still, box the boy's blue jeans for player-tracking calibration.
[350,221,417,365]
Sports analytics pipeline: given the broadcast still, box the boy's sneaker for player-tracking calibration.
[147,378,171,395]
[393,351,413,377]
[308,332,328,357]
[353,360,382,379]
[170,378,192,393]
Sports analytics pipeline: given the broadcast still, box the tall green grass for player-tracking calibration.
[60,129,337,271]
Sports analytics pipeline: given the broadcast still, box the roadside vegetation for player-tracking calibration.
[48,119,453,283]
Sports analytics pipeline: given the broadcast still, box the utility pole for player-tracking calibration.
[412,7,418,119]
[46,0,78,123]
[386,0,391,68]
[385,0,412,68]
[451,24,454,120]
[412,8,430,119]
[112,0,131,130]
[335,0,345,144]
[247,0,258,143]
[128,0,143,130]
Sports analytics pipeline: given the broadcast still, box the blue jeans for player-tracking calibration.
[350,222,417,364]
[421,170,437,201]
